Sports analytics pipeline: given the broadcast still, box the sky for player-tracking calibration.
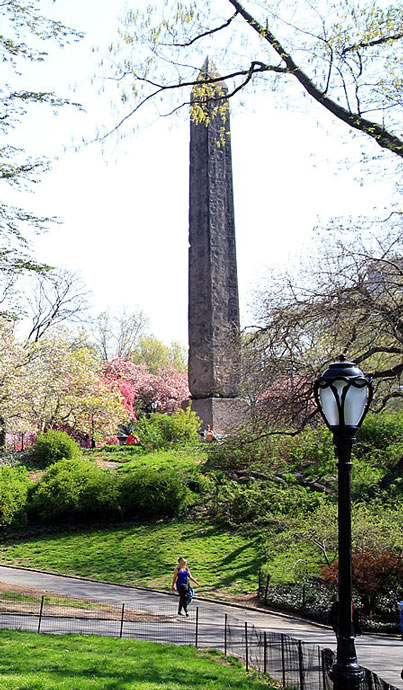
[7,0,397,347]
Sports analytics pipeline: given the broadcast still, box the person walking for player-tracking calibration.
[171,557,200,616]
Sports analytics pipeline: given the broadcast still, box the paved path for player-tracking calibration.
[0,565,401,689]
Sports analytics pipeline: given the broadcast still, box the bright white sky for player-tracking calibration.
[7,0,397,347]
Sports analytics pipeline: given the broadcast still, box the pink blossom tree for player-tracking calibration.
[102,358,189,416]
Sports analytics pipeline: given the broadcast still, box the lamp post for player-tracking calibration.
[314,355,373,690]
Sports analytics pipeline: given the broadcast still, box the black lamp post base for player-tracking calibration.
[329,659,365,690]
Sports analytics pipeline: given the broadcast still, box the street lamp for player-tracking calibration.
[314,355,373,690]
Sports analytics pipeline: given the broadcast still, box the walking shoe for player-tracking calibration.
[178,611,184,616]
[186,613,189,617]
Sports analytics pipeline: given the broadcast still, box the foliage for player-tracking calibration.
[0,466,29,531]
[135,408,200,450]
[98,444,144,456]
[130,335,187,373]
[211,478,325,527]
[282,426,335,475]
[350,457,385,501]
[257,499,403,587]
[102,357,189,416]
[355,411,403,454]
[105,0,403,157]
[0,631,276,690]
[119,467,190,520]
[29,458,121,522]
[31,430,80,467]
[0,0,82,315]
[321,550,403,614]
[0,329,132,445]
[204,430,287,474]
[0,320,32,438]
[20,334,131,443]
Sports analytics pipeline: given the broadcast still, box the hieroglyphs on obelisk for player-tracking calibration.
[186,58,248,434]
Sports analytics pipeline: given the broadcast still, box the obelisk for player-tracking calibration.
[186,58,247,434]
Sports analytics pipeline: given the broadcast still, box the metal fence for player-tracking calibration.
[0,591,398,690]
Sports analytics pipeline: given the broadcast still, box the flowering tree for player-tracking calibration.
[17,335,131,445]
[102,358,189,415]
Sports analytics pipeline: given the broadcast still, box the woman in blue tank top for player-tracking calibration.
[171,557,200,616]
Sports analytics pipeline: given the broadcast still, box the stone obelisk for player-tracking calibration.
[186,58,247,434]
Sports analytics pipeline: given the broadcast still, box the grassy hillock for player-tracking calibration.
[0,631,277,690]
[0,521,260,595]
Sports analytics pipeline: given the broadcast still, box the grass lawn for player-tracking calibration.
[115,448,204,472]
[0,521,261,595]
[83,447,204,471]
[0,630,277,689]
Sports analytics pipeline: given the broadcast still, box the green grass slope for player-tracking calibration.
[0,521,261,595]
[0,631,277,689]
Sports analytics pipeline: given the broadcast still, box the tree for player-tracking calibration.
[23,268,90,342]
[130,335,187,373]
[1,0,82,316]
[0,319,32,444]
[102,358,189,415]
[89,308,149,361]
[105,0,402,157]
[242,220,403,429]
[14,334,131,444]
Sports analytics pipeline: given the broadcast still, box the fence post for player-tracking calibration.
[119,604,125,638]
[195,607,199,648]
[224,614,227,656]
[37,595,45,634]
[320,649,326,690]
[281,634,286,689]
[298,639,305,690]
[245,622,249,673]
[366,669,374,690]
[263,631,267,675]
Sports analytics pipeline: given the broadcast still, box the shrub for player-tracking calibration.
[285,426,335,475]
[0,466,29,531]
[29,458,120,522]
[119,468,190,519]
[351,458,385,501]
[212,478,325,526]
[205,431,280,473]
[321,549,403,615]
[356,411,403,455]
[31,431,80,467]
[135,407,200,450]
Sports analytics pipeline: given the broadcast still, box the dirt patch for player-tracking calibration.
[28,470,43,483]
[94,458,121,470]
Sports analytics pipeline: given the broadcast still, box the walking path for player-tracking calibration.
[0,565,401,689]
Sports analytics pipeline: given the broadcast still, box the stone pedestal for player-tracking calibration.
[184,397,249,436]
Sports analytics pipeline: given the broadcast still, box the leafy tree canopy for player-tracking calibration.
[105,0,402,157]
[1,0,82,316]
